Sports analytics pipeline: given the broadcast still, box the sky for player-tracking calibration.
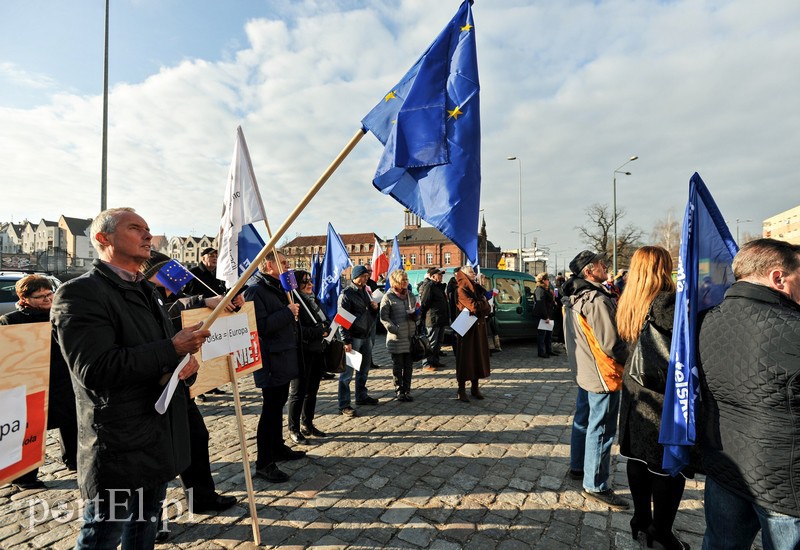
[2,0,799,272]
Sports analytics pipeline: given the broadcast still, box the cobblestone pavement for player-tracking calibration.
[1,336,713,549]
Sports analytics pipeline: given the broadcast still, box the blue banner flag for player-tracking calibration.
[385,236,403,291]
[317,223,353,319]
[238,223,265,277]
[156,260,196,295]
[659,173,738,475]
[361,1,481,265]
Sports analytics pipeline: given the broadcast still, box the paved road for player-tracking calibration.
[1,336,712,549]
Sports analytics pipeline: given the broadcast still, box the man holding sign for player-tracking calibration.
[51,208,210,549]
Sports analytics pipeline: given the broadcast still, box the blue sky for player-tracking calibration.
[2,0,799,268]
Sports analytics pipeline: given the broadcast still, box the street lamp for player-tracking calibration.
[511,229,540,249]
[612,155,638,275]
[507,156,523,270]
[735,218,752,245]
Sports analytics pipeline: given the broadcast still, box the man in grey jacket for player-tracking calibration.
[562,250,629,510]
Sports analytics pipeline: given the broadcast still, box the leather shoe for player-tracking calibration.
[192,493,237,514]
[13,479,46,491]
[582,489,629,510]
[275,447,306,461]
[355,396,379,406]
[404,392,414,402]
[300,425,328,438]
[255,463,289,482]
[340,406,358,417]
[289,431,307,445]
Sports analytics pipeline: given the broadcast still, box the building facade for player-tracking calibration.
[281,232,381,277]
[763,205,800,245]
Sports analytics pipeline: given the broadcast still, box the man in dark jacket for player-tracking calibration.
[185,247,226,298]
[50,208,209,549]
[243,252,305,483]
[337,265,380,417]
[699,238,800,548]
[420,267,448,371]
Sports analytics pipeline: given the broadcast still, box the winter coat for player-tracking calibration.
[243,272,299,388]
[618,292,685,472]
[561,276,628,393]
[297,291,329,355]
[185,263,226,298]
[380,289,418,354]
[454,270,491,382]
[699,281,800,516]
[337,282,376,343]
[50,260,191,499]
[419,278,449,327]
[533,284,556,320]
[0,305,76,430]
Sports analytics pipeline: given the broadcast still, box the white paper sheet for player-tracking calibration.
[0,385,27,470]
[345,349,363,372]
[371,289,384,303]
[538,319,554,331]
[450,308,478,337]
[155,354,191,415]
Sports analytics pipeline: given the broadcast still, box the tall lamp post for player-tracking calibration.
[101,0,110,211]
[612,155,638,275]
[735,218,752,245]
[507,156,523,270]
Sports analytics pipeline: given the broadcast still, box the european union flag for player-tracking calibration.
[385,236,403,291]
[156,260,196,295]
[659,173,738,475]
[317,223,353,319]
[362,1,481,265]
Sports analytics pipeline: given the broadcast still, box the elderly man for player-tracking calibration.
[51,207,209,549]
[186,247,226,298]
[699,238,800,549]
[243,252,304,483]
[337,265,380,417]
[562,250,629,510]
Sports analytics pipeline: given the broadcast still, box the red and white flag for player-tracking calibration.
[325,307,357,342]
[371,238,389,282]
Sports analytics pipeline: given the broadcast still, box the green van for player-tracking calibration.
[405,267,539,340]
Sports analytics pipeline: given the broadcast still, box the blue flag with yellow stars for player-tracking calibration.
[361,1,481,265]
[156,260,196,295]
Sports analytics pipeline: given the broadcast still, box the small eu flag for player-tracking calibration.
[156,260,195,295]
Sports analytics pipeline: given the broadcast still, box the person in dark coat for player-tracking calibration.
[699,238,800,549]
[453,266,491,402]
[419,267,449,370]
[1,275,77,491]
[616,246,688,550]
[533,272,558,358]
[185,247,226,298]
[50,207,208,549]
[139,252,239,541]
[243,252,305,483]
[288,270,331,443]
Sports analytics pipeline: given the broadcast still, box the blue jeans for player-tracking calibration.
[75,484,166,550]
[338,336,372,409]
[702,476,800,550]
[569,388,620,492]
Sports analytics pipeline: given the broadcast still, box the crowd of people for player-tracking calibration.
[3,205,800,550]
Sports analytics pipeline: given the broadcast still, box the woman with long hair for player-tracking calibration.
[616,246,689,550]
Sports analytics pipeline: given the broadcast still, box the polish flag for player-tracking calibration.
[371,238,389,282]
[333,308,357,330]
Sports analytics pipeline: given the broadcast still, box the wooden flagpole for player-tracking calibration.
[227,354,260,545]
[198,128,366,332]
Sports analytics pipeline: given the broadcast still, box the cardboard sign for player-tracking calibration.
[0,323,51,485]
[181,302,262,398]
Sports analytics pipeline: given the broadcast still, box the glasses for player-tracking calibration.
[301,280,312,285]
[28,291,54,300]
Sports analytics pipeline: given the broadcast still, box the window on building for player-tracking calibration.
[444,252,451,265]
[364,243,370,252]
[426,253,433,265]
[354,244,360,253]
[358,259,364,265]
[410,254,417,265]
[187,241,194,248]
[347,245,352,253]
[401,254,406,265]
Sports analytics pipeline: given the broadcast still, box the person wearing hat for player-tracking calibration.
[533,272,557,358]
[185,247,226,299]
[337,264,380,416]
[419,267,449,371]
[561,250,629,510]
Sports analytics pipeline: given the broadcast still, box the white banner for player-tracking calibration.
[0,385,27,470]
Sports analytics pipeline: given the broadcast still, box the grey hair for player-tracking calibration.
[90,207,136,253]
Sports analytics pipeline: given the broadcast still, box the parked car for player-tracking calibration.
[0,271,63,316]
[405,267,539,340]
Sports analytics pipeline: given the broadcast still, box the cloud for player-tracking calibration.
[0,61,58,90]
[1,0,799,262]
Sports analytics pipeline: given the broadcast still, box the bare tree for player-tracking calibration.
[576,203,643,269]
[650,209,681,262]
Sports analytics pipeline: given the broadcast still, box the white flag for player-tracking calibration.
[217,126,268,287]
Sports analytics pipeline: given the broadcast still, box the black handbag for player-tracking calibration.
[410,331,432,362]
[324,339,347,374]
[628,314,671,393]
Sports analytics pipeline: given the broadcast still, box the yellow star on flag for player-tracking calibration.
[461,23,473,32]
[447,106,464,120]
[384,90,398,102]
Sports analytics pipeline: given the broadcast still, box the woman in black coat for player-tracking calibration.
[533,273,557,358]
[616,246,687,550]
[1,275,77,490]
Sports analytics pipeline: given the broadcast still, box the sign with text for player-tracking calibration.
[181,302,262,398]
[0,323,50,485]
[201,313,251,361]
